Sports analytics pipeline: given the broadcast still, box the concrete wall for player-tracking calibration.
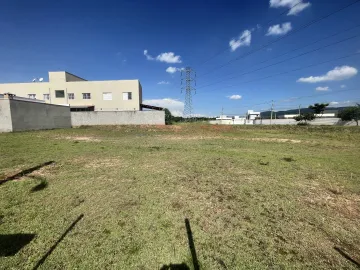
[0,99,13,132]
[71,111,165,126]
[0,97,71,132]
[254,118,356,126]
[10,99,71,132]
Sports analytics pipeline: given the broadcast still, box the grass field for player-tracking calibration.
[0,124,359,269]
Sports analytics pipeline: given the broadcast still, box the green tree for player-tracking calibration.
[308,103,329,116]
[294,112,316,125]
[338,104,360,126]
[164,108,173,125]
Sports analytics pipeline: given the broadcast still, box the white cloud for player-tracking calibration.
[266,22,292,36]
[329,100,357,107]
[270,0,311,16]
[166,67,184,74]
[227,95,242,100]
[156,52,182,63]
[288,2,311,15]
[229,30,251,52]
[297,66,358,83]
[144,49,182,63]
[157,81,170,85]
[166,67,177,74]
[144,50,154,60]
[315,86,330,91]
[341,84,346,88]
[143,98,184,116]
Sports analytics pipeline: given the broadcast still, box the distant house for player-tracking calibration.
[246,110,260,124]
[0,71,143,112]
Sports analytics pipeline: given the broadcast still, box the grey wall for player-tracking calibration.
[71,111,165,126]
[4,99,71,132]
[254,118,356,126]
[0,99,13,132]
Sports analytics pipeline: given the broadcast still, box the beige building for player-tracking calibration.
[0,71,143,111]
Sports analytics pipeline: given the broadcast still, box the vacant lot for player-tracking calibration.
[0,125,359,269]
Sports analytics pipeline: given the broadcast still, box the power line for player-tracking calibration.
[198,0,360,78]
[197,52,360,94]
[197,23,360,89]
[196,0,304,67]
[197,34,359,90]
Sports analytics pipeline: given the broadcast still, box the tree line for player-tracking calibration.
[294,103,359,126]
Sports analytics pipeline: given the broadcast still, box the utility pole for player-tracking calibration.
[181,67,196,120]
[298,105,301,116]
[270,100,274,125]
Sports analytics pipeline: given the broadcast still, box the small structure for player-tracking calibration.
[246,110,260,120]
[210,115,246,125]
[209,110,261,125]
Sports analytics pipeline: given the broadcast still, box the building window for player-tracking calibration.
[43,94,50,100]
[102,92,112,100]
[68,93,75,100]
[122,92,132,100]
[82,93,91,99]
[55,90,65,98]
[28,94,36,99]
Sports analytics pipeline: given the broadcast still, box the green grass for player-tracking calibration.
[0,125,359,269]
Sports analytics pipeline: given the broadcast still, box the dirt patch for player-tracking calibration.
[62,136,102,142]
[160,135,302,143]
[251,138,301,143]
[83,158,124,169]
[161,135,221,140]
[303,185,360,220]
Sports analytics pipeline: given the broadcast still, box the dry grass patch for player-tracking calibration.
[250,137,302,143]
[62,136,102,142]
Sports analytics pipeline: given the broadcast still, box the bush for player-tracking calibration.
[164,108,173,125]
[338,105,360,126]
[294,112,315,124]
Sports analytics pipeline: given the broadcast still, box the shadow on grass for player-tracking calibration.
[33,214,84,270]
[31,180,48,192]
[160,218,199,270]
[282,157,295,162]
[185,218,200,270]
[160,263,190,270]
[28,176,48,192]
[334,246,360,268]
[0,161,55,185]
[0,234,36,257]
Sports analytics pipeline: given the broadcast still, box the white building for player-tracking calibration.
[246,110,260,120]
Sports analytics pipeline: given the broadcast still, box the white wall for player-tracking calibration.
[254,118,356,126]
[0,99,13,132]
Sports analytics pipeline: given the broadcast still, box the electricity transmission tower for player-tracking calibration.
[181,67,196,119]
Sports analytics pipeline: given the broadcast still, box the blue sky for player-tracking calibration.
[1,0,360,116]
